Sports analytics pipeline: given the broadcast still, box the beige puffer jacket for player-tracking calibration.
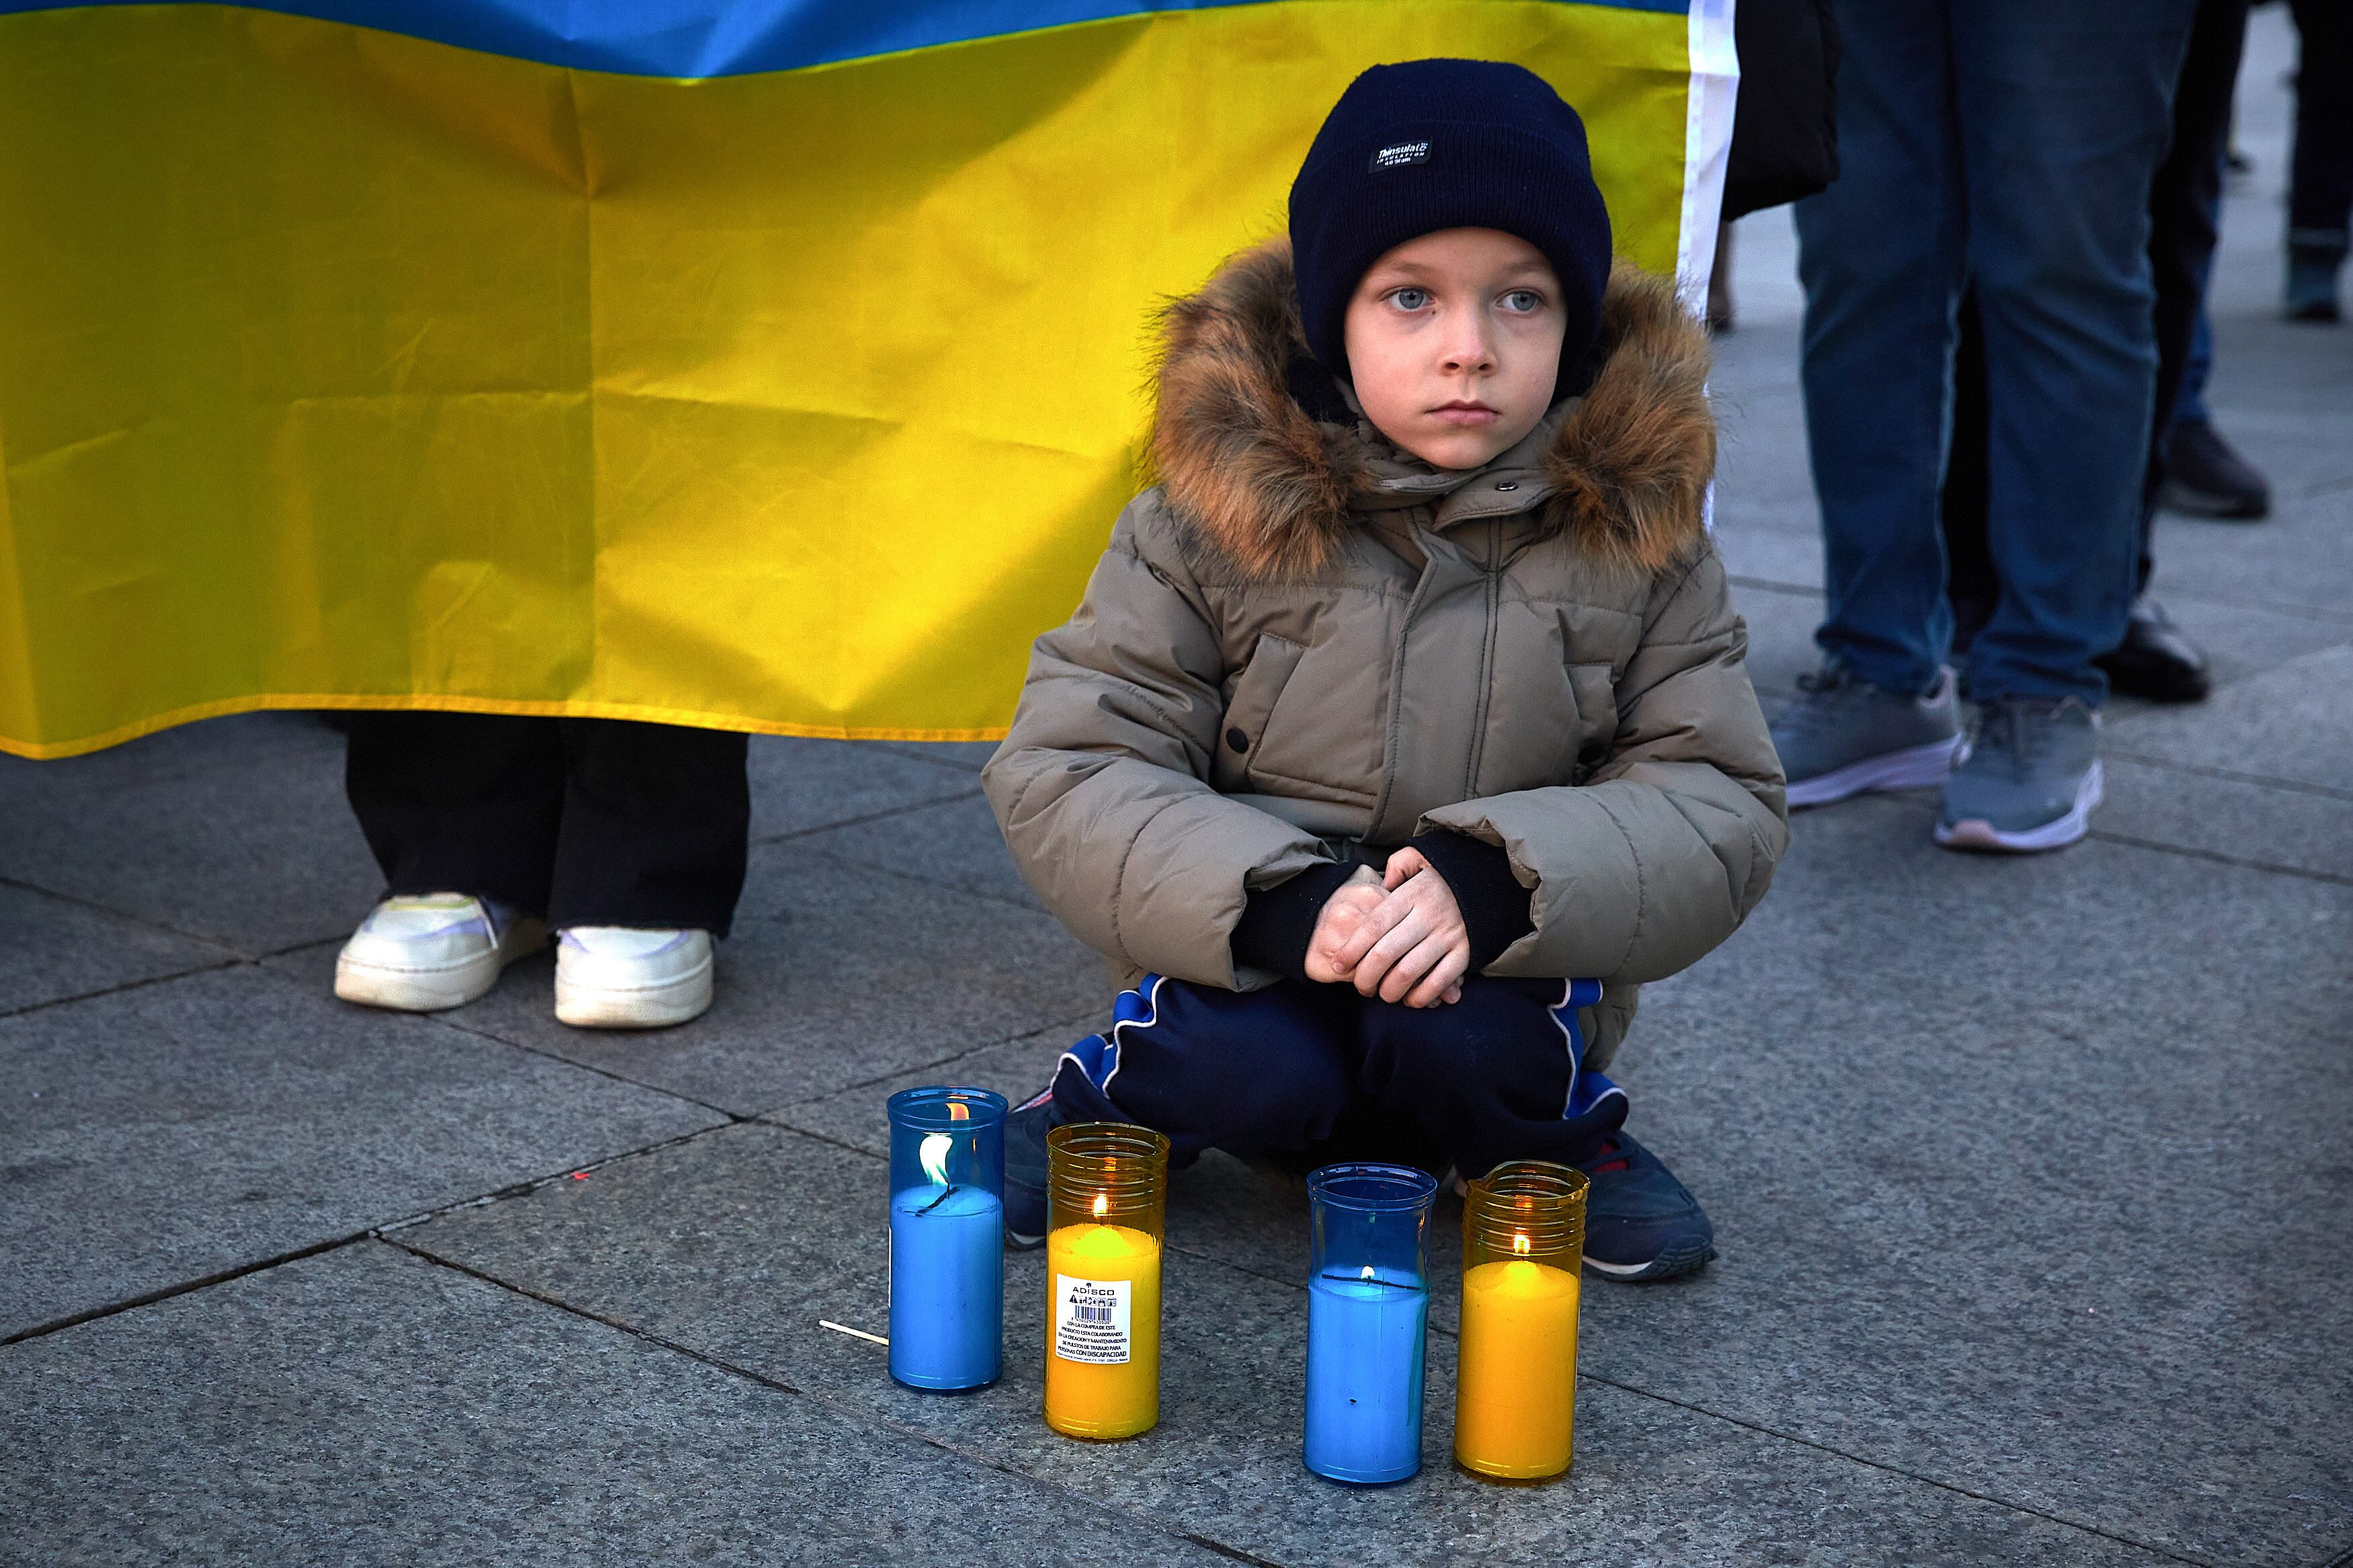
[984,241,1787,1069]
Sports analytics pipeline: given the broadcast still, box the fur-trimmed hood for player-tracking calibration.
[1149,238,1714,581]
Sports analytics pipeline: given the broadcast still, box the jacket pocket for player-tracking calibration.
[1567,661,1620,780]
[1212,632,1306,791]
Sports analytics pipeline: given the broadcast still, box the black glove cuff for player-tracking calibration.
[1230,861,1360,983]
[1406,831,1534,973]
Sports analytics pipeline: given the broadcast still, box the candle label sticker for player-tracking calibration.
[1052,1274,1132,1364]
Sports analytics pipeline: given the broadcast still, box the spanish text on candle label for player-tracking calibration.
[1053,1275,1132,1364]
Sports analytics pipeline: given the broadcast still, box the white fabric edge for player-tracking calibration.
[1677,0,1740,317]
[1680,0,1739,535]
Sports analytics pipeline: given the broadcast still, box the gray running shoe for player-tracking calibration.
[1935,696,2103,853]
[1771,664,1963,808]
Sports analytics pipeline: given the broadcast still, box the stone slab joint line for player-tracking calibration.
[750,1004,1111,1124]
[1726,573,1823,600]
[0,953,244,1024]
[370,1123,744,1235]
[2105,587,2353,628]
[0,867,375,966]
[422,1010,753,1124]
[0,1123,743,1347]
[2097,751,2353,804]
[748,784,988,850]
[875,740,992,776]
[1730,568,2353,632]
[0,870,255,961]
[1836,791,2353,891]
[0,1231,366,1348]
[1567,1374,2220,1568]
[381,1237,1291,1568]
[735,1117,901,1169]
[798,843,1046,919]
[2085,829,2353,891]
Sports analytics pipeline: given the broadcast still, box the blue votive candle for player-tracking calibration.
[1302,1163,1439,1484]
[1306,1264,1429,1481]
[885,1087,1007,1391]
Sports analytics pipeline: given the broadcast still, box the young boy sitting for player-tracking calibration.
[982,60,1786,1281]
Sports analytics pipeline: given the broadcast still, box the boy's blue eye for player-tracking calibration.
[1390,288,1431,312]
[1503,289,1544,313]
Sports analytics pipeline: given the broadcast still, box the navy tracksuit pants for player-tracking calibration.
[1047,973,1627,1181]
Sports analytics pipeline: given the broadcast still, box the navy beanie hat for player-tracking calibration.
[1288,59,1613,403]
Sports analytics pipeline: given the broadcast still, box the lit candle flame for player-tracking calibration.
[1359,1264,1375,1281]
[918,1132,953,1186]
[1513,1231,1531,1256]
[1092,1192,1109,1220]
[947,1101,969,1121]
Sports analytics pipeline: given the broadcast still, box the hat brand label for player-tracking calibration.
[1369,140,1431,171]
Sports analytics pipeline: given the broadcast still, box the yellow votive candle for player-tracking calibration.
[1453,1159,1588,1483]
[1454,1256,1580,1479]
[1044,1219,1162,1439]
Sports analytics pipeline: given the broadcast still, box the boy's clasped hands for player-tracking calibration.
[1302,850,1470,1009]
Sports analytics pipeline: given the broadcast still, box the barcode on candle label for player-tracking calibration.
[1053,1274,1131,1364]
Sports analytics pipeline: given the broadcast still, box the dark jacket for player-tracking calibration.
[1724,0,1842,218]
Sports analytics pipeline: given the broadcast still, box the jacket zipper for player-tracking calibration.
[1362,511,1443,843]
[1462,518,1503,796]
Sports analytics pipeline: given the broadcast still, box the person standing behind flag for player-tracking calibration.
[331,713,747,1028]
[1768,0,2197,851]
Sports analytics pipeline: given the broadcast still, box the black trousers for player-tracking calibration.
[1945,0,2248,646]
[345,712,750,936]
[2289,0,2353,245]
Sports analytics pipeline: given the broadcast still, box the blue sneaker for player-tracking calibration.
[1001,1087,1061,1249]
[1934,696,2102,854]
[1770,663,1963,809]
[1577,1131,1715,1282]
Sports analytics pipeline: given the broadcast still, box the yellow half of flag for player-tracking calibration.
[0,0,1729,758]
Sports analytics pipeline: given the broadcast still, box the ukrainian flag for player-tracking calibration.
[0,0,1733,758]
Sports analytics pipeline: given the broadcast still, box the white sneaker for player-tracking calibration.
[335,894,547,1012]
[553,927,714,1029]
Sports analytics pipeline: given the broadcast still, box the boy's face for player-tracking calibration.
[1342,227,1566,471]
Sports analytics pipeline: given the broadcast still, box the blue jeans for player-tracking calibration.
[1794,0,2194,702]
[2177,308,2213,427]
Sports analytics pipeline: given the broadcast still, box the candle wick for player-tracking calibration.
[914,1184,958,1214]
[1317,1270,1417,1290]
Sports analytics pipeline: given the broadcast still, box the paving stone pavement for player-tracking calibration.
[5,17,2349,1565]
